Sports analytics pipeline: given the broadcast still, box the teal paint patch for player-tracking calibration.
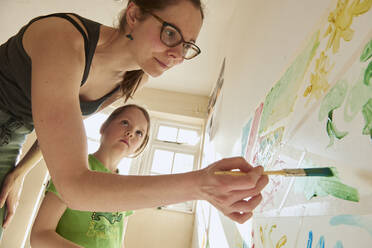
[333,241,344,248]
[259,31,319,134]
[241,118,252,157]
[360,39,372,62]
[344,69,372,122]
[330,215,372,238]
[362,98,372,139]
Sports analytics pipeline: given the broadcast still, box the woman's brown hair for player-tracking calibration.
[117,0,204,102]
[100,104,151,158]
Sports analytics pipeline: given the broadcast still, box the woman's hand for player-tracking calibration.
[197,157,268,224]
[0,169,26,228]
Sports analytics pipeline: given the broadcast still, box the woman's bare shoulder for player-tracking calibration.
[22,15,87,60]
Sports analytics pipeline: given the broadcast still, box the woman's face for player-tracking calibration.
[100,107,148,157]
[130,1,203,77]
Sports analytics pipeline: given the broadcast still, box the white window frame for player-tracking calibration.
[138,116,204,213]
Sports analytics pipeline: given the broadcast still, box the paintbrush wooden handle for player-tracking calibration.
[214,169,305,176]
[214,171,285,176]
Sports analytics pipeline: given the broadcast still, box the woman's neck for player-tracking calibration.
[95,26,141,73]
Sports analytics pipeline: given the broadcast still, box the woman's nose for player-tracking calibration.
[167,44,184,64]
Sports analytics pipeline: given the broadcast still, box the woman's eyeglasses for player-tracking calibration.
[145,11,201,60]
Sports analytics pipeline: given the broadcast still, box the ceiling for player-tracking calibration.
[1,0,236,96]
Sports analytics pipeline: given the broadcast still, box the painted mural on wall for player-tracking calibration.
[240,0,372,247]
[195,0,372,247]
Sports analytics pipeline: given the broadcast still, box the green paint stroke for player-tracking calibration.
[259,31,320,134]
[360,39,372,62]
[294,160,359,202]
[364,61,372,86]
[326,110,348,147]
[344,69,372,122]
[330,215,372,238]
[360,39,372,86]
[362,98,372,140]
[319,79,349,146]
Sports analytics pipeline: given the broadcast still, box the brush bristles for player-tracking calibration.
[303,167,334,177]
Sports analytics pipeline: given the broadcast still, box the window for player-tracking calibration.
[84,112,204,212]
[140,119,203,212]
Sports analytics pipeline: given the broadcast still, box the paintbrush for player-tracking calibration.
[214,167,335,177]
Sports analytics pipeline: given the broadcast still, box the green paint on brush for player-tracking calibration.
[344,69,372,122]
[362,98,372,140]
[360,39,372,62]
[303,167,336,177]
[259,31,319,134]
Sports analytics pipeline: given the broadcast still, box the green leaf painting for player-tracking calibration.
[259,31,320,134]
[319,79,349,146]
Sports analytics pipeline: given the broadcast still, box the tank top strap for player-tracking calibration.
[25,13,99,85]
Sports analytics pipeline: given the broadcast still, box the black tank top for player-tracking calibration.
[0,13,120,124]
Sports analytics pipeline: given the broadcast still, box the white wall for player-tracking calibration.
[192,0,372,247]
[125,208,194,248]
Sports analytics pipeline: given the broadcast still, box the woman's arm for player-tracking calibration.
[25,17,267,223]
[30,192,82,248]
[0,138,42,228]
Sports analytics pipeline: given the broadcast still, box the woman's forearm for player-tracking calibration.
[14,139,42,176]
[30,230,82,248]
[59,169,202,212]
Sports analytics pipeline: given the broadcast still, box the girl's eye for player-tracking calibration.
[136,130,143,137]
[121,120,129,126]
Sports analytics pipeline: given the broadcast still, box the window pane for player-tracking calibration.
[84,113,108,139]
[87,140,100,154]
[157,125,178,142]
[177,129,199,145]
[117,158,133,175]
[172,153,194,174]
[151,149,174,174]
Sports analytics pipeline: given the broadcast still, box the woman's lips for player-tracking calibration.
[154,58,169,69]
[120,139,129,146]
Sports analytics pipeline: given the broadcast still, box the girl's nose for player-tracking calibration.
[125,130,133,137]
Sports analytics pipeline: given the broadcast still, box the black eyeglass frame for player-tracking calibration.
[144,10,201,60]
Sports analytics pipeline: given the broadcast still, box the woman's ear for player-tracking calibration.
[126,1,140,30]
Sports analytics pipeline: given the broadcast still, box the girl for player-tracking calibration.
[31,104,150,248]
[0,0,268,237]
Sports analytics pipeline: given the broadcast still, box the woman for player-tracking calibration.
[0,0,268,238]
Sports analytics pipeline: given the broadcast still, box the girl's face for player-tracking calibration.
[130,1,203,77]
[100,107,148,157]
